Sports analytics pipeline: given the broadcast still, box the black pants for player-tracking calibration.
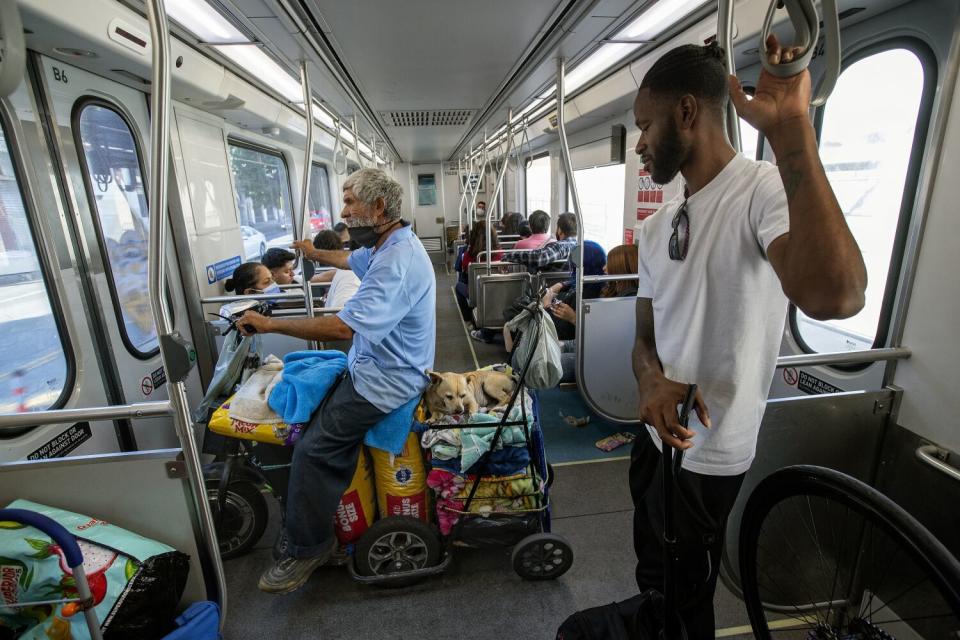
[285,374,386,558]
[629,434,745,640]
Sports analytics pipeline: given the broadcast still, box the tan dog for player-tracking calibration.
[424,369,517,420]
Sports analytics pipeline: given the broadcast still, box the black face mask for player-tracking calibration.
[348,219,400,248]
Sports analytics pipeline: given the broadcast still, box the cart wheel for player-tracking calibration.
[206,479,268,560]
[512,533,573,580]
[355,517,441,588]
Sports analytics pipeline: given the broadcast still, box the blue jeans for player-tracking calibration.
[285,373,386,558]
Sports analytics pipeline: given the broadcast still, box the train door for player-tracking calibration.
[767,41,935,399]
[408,164,443,250]
[0,76,124,461]
[35,56,192,450]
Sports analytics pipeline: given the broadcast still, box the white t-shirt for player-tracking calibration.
[637,154,790,476]
[325,269,361,309]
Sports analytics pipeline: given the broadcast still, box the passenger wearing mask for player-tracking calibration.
[238,168,436,594]
[628,40,865,639]
[474,200,487,221]
[220,262,280,317]
[311,229,361,308]
[261,248,298,285]
[513,210,553,250]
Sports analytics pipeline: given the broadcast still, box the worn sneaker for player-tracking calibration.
[470,329,493,343]
[258,545,334,594]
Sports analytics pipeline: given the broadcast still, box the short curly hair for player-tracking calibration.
[343,168,403,220]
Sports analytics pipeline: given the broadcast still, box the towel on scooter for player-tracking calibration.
[364,395,419,455]
[229,354,284,424]
[268,350,348,424]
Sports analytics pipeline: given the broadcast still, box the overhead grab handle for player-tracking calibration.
[332,120,347,175]
[0,0,25,98]
[759,0,841,106]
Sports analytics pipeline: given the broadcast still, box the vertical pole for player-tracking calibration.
[297,60,316,348]
[439,159,448,250]
[558,57,587,397]
[717,0,741,152]
[144,0,227,627]
[486,108,513,275]
[351,115,364,168]
[456,158,467,235]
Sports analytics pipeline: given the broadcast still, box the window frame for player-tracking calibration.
[226,137,296,259]
[0,101,76,422]
[71,97,162,360]
[524,151,551,217]
[789,38,938,368]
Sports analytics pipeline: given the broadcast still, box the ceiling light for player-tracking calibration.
[340,127,356,145]
[617,0,704,42]
[358,141,373,157]
[565,42,638,93]
[214,45,301,103]
[312,102,335,129]
[166,0,248,44]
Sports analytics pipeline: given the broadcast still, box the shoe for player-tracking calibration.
[258,545,334,594]
[470,329,493,343]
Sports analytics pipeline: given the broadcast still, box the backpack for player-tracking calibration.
[556,591,665,640]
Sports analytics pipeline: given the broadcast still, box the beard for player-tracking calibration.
[649,119,686,185]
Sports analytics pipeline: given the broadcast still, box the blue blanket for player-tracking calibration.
[268,350,348,424]
[268,350,417,454]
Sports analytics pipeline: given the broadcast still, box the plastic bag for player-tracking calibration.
[334,448,377,544]
[0,500,189,640]
[369,433,429,522]
[506,307,562,389]
[192,332,262,423]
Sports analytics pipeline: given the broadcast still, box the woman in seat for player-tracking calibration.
[454,222,502,341]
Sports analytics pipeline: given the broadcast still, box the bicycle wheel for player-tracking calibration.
[739,465,960,639]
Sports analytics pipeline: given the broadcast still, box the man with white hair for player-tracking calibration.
[238,167,436,593]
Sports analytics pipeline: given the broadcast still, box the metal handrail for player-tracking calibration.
[916,445,960,484]
[717,0,740,151]
[145,0,227,622]
[582,274,640,283]
[296,60,316,349]
[0,402,172,431]
[776,347,910,369]
[201,292,309,303]
[486,110,515,276]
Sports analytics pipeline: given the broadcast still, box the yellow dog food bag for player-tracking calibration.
[335,447,377,544]
[207,396,302,446]
[370,433,430,522]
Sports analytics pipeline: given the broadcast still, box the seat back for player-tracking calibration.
[473,272,532,329]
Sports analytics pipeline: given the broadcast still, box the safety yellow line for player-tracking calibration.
[451,285,480,370]
[715,618,806,637]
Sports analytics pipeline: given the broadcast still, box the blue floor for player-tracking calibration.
[535,387,645,464]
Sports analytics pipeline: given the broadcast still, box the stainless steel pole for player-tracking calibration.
[717,0,741,152]
[144,0,227,626]
[297,60,317,349]
[486,108,514,275]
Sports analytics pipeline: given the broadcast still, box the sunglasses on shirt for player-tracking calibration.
[669,200,689,261]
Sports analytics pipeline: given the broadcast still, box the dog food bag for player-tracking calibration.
[0,499,189,640]
[208,396,303,446]
[370,433,430,523]
[334,448,377,544]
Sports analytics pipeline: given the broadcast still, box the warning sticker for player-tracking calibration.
[637,207,658,221]
[206,255,242,285]
[151,366,166,388]
[28,423,93,460]
[797,371,843,395]
[140,376,153,396]
[624,228,634,244]
[782,367,799,386]
[637,171,664,204]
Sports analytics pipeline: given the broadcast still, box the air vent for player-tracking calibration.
[383,110,474,127]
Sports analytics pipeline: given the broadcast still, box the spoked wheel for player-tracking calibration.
[739,465,960,640]
[512,533,573,580]
[206,479,268,560]
[355,517,441,587]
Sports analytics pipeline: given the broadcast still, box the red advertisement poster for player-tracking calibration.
[624,228,634,244]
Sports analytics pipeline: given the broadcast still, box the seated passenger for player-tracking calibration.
[503,212,577,272]
[262,247,297,285]
[499,211,521,237]
[333,221,353,250]
[540,239,607,341]
[513,210,553,250]
[219,262,279,318]
[518,219,532,239]
[238,167,436,594]
[540,243,638,382]
[454,223,502,343]
[474,200,487,221]
[311,229,361,308]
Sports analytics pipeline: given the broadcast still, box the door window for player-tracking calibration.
[228,142,294,260]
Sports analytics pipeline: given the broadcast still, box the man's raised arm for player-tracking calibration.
[291,240,352,270]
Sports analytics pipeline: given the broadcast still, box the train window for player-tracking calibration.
[308,162,333,233]
[739,118,759,161]
[228,142,294,260]
[0,120,71,414]
[568,164,627,252]
[76,103,159,357]
[525,154,551,215]
[793,46,929,353]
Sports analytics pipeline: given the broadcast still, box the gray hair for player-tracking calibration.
[343,168,403,220]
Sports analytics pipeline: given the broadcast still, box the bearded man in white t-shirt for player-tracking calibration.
[630,38,866,638]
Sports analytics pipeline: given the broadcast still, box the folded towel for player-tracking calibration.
[229,355,284,424]
[268,350,348,424]
[364,396,420,455]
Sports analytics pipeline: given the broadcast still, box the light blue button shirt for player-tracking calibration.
[338,224,436,412]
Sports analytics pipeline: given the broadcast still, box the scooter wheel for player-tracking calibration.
[355,517,441,588]
[206,479,268,560]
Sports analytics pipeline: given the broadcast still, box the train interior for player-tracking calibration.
[1,0,959,637]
